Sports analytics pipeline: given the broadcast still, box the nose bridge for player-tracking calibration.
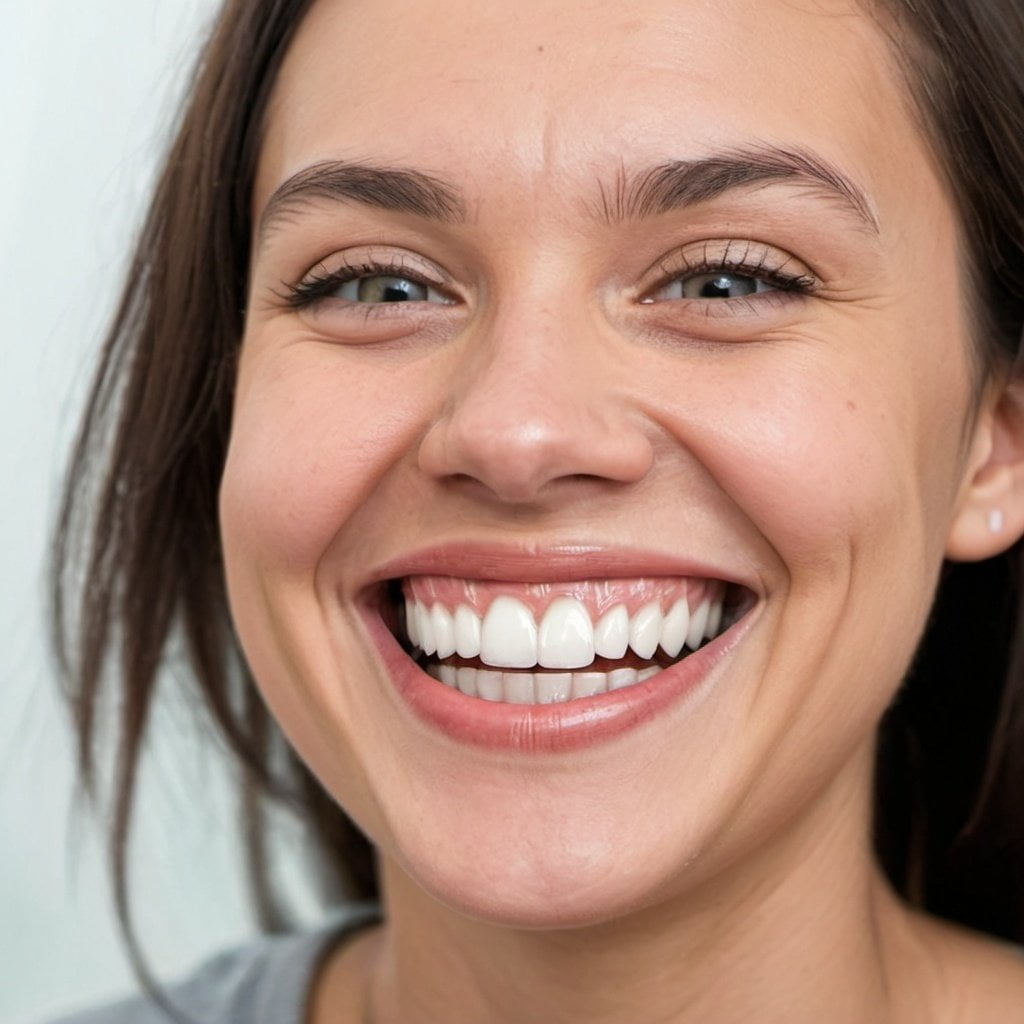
[417,298,654,503]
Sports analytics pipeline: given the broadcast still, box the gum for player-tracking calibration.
[402,575,720,619]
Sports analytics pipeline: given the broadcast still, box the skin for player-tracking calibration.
[219,0,1024,1020]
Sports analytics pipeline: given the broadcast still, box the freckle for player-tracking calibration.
[537,44,545,52]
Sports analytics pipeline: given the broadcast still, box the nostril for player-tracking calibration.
[418,419,655,505]
[416,368,656,504]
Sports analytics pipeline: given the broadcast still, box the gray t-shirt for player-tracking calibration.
[45,905,380,1024]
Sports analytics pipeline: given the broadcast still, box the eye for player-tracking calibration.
[639,241,817,308]
[335,273,446,304]
[285,257,454,311]
[653,272,777,300]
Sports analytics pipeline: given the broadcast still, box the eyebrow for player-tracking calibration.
[258,161,466,244]
[599,145,879,231]
[256,144,878,246]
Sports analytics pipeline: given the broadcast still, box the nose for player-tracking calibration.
[417,308,655,505]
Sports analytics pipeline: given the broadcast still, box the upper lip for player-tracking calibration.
[363,540,761,594]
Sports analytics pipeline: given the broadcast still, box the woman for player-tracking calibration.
[52,0,1024,1021]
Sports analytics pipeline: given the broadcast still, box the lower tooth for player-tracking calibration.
[425,664,665,702]
[571,672,607,699]
[477,669,504,701]
[535,672,572,704]
[608,667,638,690]
[504,673,535,704]
[457,666,478,696]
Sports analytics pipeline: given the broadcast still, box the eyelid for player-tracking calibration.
[639,238,818,299]
[283,246,457,310]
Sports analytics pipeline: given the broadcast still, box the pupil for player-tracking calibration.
[700,275,755,299]
[360,276,424,302]
[381,282,412,302]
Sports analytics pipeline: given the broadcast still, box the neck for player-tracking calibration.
[359,751,934,1024]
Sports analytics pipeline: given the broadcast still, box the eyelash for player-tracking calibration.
[282,244,816,311]
[644,241,816,299]
[284,259,445,310]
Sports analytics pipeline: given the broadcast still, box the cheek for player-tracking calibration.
[219,347,426,576]
[664,342,969,584]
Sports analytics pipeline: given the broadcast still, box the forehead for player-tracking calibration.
[256,0,935,228]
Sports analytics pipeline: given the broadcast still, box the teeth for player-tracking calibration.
[504,673,535,704]
[593,604,629,659]
[404,583,735,675]
[537,597,595,669]
[454,604,481,658]
[476,669,504,701]
[705,599,722,640]
[480,596,538,668]
[571,672,607,699]
[686,599,710,651]
[629,601,664,660]
[427,664,669,703]
[608,667,638,690]
[456,665,478,697]
[431,604,456,659]
[405,602,421,647]
[660,598,689,658]
[535,672,573,704]
[416,602,436,656]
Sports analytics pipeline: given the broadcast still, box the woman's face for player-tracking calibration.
[221,0,986,925]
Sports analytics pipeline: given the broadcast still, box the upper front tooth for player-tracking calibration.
[454,604,481,658]
[687,599,710,650]
[594,604,629,659]
[480,596,538,668]
[629,601,664,659]
[431,604,456,659]
[538,597,595,669]
[660,598,689,658]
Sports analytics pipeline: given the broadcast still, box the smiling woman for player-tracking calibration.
[50,1,1024,1022]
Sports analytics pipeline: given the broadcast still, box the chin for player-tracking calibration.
[398,846,673,931]
[378,792,715,931]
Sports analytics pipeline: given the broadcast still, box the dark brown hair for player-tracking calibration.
[51,0,1024,987]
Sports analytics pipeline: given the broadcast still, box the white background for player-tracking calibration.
[0,4,267,1021]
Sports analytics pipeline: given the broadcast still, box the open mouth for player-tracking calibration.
[381,575,754,705]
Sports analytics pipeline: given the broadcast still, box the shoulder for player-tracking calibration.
[907,912,1024,1022]
[943,930,1024,1022]
[43,905,380,1024]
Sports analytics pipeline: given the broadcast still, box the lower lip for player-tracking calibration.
[362,607,749,753]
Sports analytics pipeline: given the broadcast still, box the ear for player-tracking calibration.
[946,374,1024,561]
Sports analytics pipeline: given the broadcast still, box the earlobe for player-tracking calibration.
[946,375,1024,561]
